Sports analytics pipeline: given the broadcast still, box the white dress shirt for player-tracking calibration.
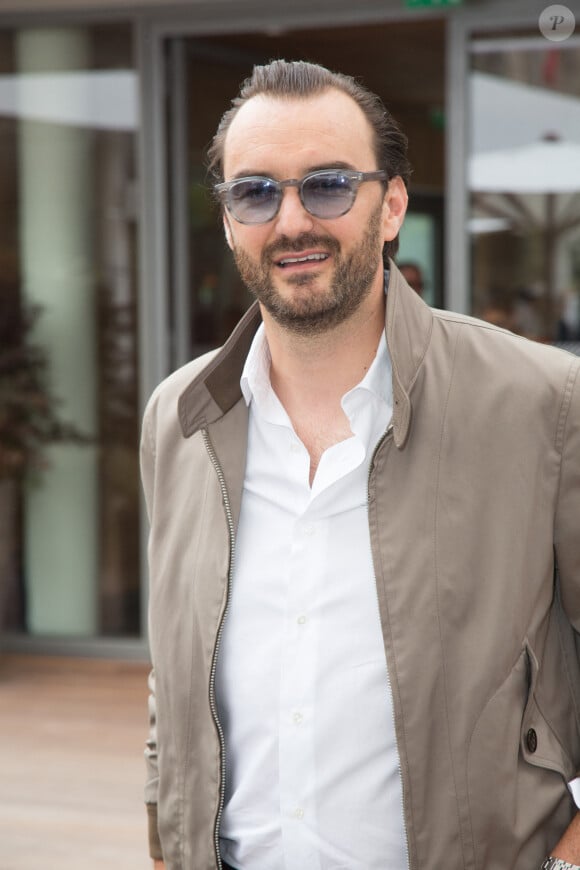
[215,324,408,870]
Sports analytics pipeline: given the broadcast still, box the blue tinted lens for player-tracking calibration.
[302,172,355,218]
[229,178,280,223]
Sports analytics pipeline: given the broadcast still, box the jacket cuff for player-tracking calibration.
[146,803,163,860]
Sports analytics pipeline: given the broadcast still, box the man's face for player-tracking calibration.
[221,88,407,335]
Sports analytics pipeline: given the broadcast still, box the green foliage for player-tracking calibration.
[0,300,89,480]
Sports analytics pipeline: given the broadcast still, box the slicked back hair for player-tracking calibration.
[207,59,412,260]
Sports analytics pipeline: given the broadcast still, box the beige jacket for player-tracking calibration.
[141,264,580,870]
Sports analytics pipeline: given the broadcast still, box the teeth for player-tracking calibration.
[279,253,328,266]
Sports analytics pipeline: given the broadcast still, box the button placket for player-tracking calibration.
[279,511,318,863]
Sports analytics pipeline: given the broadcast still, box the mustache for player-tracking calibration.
[263,233,340,264]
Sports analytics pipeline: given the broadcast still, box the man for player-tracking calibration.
[141,60,580,870]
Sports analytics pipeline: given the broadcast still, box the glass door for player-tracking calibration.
[0,23,142,641]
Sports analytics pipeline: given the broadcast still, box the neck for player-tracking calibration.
[260,272,386,486]
[263,277,386,412]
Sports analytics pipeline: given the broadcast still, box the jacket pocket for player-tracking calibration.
[467,642,573,870]
[521,641,576,780]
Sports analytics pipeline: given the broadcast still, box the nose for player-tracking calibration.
[273,185,315,236]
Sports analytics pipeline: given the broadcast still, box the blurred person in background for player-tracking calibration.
[397,259,424,296]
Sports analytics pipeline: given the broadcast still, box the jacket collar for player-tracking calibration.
[385,262,434,447]
[178,261,433,449]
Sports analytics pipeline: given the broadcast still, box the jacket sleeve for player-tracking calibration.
[555,357,580,634]
[554,358,580,762]
[140,402,164,860]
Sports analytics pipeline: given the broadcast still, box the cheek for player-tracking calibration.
[233,228,271,260]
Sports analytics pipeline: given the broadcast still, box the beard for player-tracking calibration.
[231,203,385,336]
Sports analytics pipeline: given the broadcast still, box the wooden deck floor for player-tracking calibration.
[0,654,151,870]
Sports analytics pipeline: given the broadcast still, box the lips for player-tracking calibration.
[276,251,330,268]
[265,233,340,270]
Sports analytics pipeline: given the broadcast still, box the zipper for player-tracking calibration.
[367,421,411,870]
[203,428,236,870]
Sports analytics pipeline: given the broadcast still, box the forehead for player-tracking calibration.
[222,88,376,178]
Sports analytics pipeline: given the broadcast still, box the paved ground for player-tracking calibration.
[0,654,151,870]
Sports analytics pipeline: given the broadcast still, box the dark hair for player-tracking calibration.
[207,59,412,260]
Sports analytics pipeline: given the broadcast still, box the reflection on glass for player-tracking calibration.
[468,36,580,342]
[189,165,253,355]
[0,24,141,638]
[398,211,439,307]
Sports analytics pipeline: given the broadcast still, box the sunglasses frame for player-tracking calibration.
[214,168,388,225]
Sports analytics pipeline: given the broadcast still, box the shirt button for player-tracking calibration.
[293,712,303,725]
[303,525,315,537]
[294,808,304,820]
[297,615,307,625]
[290,442,301,454]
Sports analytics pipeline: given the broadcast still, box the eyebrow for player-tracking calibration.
[229,161,358,181]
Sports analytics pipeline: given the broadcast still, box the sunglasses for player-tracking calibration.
[214,168,388,225]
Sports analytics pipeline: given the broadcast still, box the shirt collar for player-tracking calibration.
[241,322,392,435]
[241,270,391,416]
[340,331,392,449]
[241,321,270,409]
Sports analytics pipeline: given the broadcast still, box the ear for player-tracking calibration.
[382,176,409,243]
[223,214,234,250]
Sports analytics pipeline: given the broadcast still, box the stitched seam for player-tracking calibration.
[556,590,580,734]
[433,311,520,334]
[408,314,433,393]
[144,411,156,460]
[369,443,418,868]
[180,456,212,866]
[432,325,474,868]
[390,290,433,392]
[554,358,579,454]
[552,358,580,779]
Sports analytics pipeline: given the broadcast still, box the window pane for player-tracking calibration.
[468,35,580,341]
[0,24,141,638]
